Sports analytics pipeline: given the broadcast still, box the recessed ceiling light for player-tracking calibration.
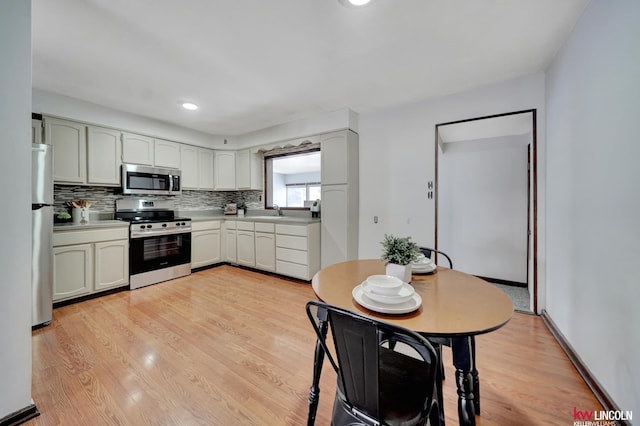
[338,0,372,6]
[181,102,198,111]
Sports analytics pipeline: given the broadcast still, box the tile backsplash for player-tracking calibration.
[54,185,263,215]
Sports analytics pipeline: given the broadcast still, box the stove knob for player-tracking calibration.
[147,225,152,229]
[181,222,186,226]
[162,223,167,227]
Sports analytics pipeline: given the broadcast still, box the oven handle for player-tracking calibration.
[130,228,192,239]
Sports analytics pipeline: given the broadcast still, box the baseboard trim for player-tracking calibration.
[0,403,39,426]
[476,275,527,288]
[541,310,629,425]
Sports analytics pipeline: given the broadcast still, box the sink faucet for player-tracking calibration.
[273,204,281,216]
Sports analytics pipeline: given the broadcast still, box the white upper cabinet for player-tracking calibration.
[236,149,263,190]
[199,148,215,190]
[45,117,87,184]
[154,139,181,169]
[214,151,236,190]
[122,132,154,166]
[87,126,122,186]
[180,145,199,189]
[321,130,358,185]
[180,145,214,190]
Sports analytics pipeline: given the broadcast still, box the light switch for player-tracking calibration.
[373,216,378,224]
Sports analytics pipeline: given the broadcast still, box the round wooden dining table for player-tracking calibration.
[307,259,514,426]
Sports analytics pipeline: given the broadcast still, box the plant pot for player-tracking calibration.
[385,263,412,283]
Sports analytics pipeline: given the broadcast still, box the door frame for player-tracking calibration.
[434,109,537,313]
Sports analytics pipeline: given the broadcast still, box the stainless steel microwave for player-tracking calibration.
[121,164,181,195]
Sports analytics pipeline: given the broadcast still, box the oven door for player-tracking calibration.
[129,231,191,276]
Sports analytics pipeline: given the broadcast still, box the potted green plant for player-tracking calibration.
[380,234,421,282]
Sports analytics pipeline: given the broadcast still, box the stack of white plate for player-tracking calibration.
[352,275,422,314]
[411,254,436,274]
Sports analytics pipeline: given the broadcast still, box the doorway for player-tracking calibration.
[435,110,537,313]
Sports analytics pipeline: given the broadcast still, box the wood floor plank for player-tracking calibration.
[30,265,602,425]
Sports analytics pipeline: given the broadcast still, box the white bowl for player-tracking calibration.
[361,282,415,304]
[365,275,404,295]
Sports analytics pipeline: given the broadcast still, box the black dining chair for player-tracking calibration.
[416,247,481,414]
[306,300,443,426]
[418,246,453,269]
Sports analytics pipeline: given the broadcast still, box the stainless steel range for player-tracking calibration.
[116,199,191,289]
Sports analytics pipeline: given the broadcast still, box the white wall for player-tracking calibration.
[439,135,529,282]
[235,108,357,148]
[357,73,546,306]
[546,0,640,415]
[33,89,226,149]
[0,0,34,419]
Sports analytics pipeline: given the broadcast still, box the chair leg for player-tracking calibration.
[437,345,445,380]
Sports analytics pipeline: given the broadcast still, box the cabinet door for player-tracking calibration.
[192,230,222,268]
[53,244,92,301]
[155,139,181,169]
[45,117,86,183]
[236,230,255,267]
[199,149,215,190]
[180,145,199,189]
[94,240,128,291]
[214,151,236,190]
[225,229,237,263]
[255,232,275,272]
[321,185,349,267]
[321,132,348,185]
[122,132,154,165]
[87,126,122,185]
[236,149,263,190]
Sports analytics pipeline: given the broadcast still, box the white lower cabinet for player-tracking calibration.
[191,220,222,269]
[275,223,321,280]
[53,226,129,302]
[255,222,276,272]
[94,240,129,291]
[224,221,237,263]
[53,244,93,300]
[236,222,255,267]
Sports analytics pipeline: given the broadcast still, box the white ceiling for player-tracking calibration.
[31,0,588,136]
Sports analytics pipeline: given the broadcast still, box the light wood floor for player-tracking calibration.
[30,266,602,425]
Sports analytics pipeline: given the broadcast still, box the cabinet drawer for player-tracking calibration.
[276,234,308,251]
[191,220,221,232]
[254,222,275,233]
[276,247,308,265]
[225,220,237,229]
[276,224,308,237]
[237,221,255,231]
[54,227,128,246]
[276,260,309,280]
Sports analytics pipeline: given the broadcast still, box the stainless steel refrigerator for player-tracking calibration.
[32,143,53,328]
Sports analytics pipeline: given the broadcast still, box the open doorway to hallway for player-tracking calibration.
[435,110,537,313]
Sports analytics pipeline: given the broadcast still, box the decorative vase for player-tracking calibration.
[385,263,412,283]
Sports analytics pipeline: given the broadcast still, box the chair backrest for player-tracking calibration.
[306,301,440,425]
[419,247,453,269]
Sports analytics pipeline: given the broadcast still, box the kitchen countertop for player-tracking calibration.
[53,220,129,231]
[189,215,320,225]
[53,216,320,230]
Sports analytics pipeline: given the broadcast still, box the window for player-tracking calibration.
[265,149,321,209]
[286,183,321,207]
